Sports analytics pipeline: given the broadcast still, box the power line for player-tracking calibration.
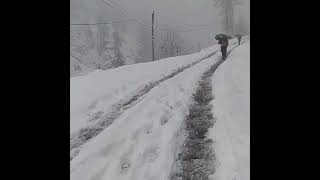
[101,1,211,31]
[157,23,214,32]
[159,28,212,33]
[159,23,214,29]
[70,21,212,31]
[154,21,216,33]
[182,23,215,27]
[106,0,129,15]
[70,19,138,26]
[175,29,212,33]
[73,0,214,31]
[101,0,152,29]
[105,0,152,28]
[101,0,128,17]
[158,26,212,31]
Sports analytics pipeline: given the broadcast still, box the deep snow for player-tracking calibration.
[209,40,250,180]
[70,37,249,180]
[70,40,237,135]
[70,51,223,180]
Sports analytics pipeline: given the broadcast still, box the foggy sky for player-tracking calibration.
[71,0,250,58]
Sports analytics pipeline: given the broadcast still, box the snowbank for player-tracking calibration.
[70,42,229,134]
[70,47,225,180]
[209,40,250,180]
[69,38,244,180]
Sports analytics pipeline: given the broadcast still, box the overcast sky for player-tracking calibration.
[71,0,249,56]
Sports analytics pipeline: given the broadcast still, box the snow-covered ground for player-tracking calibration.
[70,38,249,180]
[70,40,238,135]
[209,40,250,180]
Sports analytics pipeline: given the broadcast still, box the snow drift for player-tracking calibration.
[209,40,250,180]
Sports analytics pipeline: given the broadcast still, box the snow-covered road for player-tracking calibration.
[171,54,225,180]
[70,38,249,180]
[70,46,222,160]
[70,40,238,135]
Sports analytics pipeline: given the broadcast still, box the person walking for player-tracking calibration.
[235,34,242,45]
[218,37,228,60]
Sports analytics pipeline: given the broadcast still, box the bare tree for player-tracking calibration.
[101,29,126,69]
[234,15,248,35]
[213,0,243,35]
[96,24,110,56]
[158,31,184,59]
[179,45,194,55]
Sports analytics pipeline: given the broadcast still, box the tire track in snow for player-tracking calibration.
[170,42,242,180]
[70,49,222,161]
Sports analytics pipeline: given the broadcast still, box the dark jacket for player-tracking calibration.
[218,39,228,48]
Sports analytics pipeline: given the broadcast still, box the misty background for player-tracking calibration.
[70,0,250,77]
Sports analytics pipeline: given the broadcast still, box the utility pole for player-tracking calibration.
[226,7,228,34]
[152,11,155,61]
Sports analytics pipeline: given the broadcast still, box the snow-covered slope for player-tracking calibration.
[209,40,250,180]
[69,42,236,180]
[70,38,249,180]
[70,42,232,134]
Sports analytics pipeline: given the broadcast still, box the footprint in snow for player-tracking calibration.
[144,122,153,134]
[120,159,131,175]
[160,112,172,125]
[143,146,160,163]
[178,84,185,92]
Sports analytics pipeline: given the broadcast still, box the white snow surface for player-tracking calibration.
[70,41,234,134]
[209,40,250,180]
[70,48,229,180]
[70,38,249,180]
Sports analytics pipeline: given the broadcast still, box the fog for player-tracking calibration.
[71,0,250,60]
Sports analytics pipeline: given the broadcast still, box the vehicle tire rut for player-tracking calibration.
[170,41,241,179]
[70,50,219,161]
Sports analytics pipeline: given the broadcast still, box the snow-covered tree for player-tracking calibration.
[70,2,145,77]
[70,22,143,76]
[158,31,185,59]
[234,15,248,35]
[213,0,243,35]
